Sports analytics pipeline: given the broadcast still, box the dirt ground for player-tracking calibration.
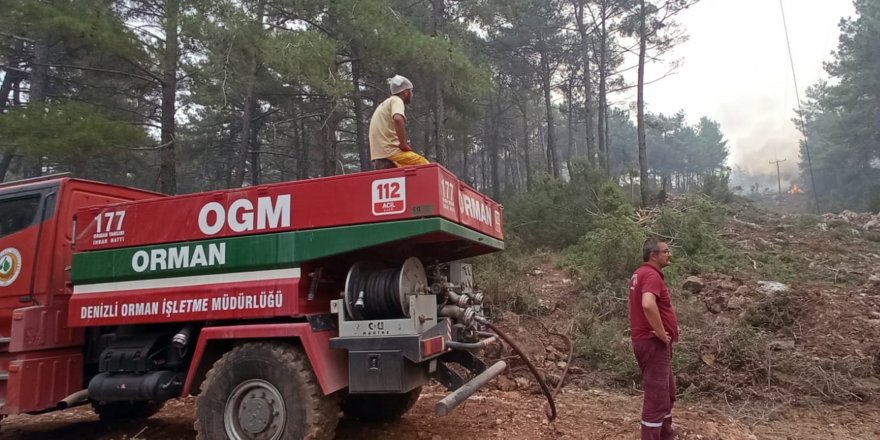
[2,388,879,440]
[2,195,878,440]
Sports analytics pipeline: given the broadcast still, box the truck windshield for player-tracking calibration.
[0,195,41,238]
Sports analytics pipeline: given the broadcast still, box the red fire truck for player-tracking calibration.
[0,164,506,438]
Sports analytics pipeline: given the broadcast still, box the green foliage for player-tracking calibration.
[693,117,730,175]
[504,163,632,250]
[0,0,162,186]
[867,185,880,213]
[0,0,728,197]
[562,215,645,286]
[265,31,340,93]
[473,234,541,315]
[502,176,576,249]
[572,162,633,217]
[650,196,734,280]
[644,112,730,184]
[796,214,821,230]
[666,300,705,377]
[700,172,734,204]
[749,252,807,284]
[0,103,146,173]
[573,315,639,382]
[715,325,770,371]
[796,0,880,211]
[5,0,144,59]
[607,108,640,178]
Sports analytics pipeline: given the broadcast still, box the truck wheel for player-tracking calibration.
[195,342,339,440]
[342,386,422,423]
[93,400,165,422]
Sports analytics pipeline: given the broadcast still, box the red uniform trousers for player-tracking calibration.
[632,338,676,440]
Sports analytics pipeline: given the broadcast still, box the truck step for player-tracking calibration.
[0,372,8,380]
[0,337,10,344]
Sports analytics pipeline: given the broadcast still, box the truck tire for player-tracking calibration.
[195,342,339,440]
[92,400,165,422]
[342,386,422,423]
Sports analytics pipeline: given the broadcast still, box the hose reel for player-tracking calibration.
[344,257,427,320]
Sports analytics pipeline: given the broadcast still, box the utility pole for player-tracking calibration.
[780,0,821,214]
[770,158,787,195]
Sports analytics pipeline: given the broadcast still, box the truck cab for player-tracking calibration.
[0,175,159,414]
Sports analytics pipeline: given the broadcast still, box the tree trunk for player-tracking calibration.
[433,84,446,163]
[223,127,240,189]
[510,138,521,191]
[0,153,14,182]
[480,147,487,191]
[24,36,49,178]
[235,92,256,187]
[637,0,650,207]
[321,102,340,177]
[597,0,609,173]
[0,68,22,181]
[503,141,511,194]
[351,56,369,171]
[575,0,595,162]
[520,102,532,189]
[233,0,265,188]
[489,94,500,199]
[250,117,263,186]
[566,79,574,175]
[0,71,20,110]
[12,75,20,105]
[461,141,469,183]
[159,0,180,194]
[285,111,298,181]
[539,47,558,178]
[471,148,479,186]
[431,0,447,164]
[29,40,48,105]
[423,124,431,159]
[297,113,309,179]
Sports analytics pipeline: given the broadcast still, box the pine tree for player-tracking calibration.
[798,0,880,210]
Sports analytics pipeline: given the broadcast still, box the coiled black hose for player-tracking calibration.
[349,267,403,319]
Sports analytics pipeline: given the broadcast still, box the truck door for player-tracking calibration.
[0,186,56,331]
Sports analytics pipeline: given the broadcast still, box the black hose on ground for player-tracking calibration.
[546,332,573,416]
[479,320,557,421]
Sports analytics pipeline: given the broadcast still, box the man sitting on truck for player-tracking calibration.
[368,74,429,169]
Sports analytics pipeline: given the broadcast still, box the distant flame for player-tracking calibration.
[789,184,804,194]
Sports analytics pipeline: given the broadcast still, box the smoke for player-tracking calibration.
[718,99,802,186]
[734,135,800,180]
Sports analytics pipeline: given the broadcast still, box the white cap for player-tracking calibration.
[388,75,413,94]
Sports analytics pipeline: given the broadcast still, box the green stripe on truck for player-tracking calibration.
[72,218,504,284]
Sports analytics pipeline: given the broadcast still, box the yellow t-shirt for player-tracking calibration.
[369,95,406,160]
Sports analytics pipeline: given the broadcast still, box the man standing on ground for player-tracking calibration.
[368,75,429,169]
[629,238,679,440]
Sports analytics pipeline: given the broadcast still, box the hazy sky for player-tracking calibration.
[626,0,855,182]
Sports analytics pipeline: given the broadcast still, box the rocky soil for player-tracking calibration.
[2,195,878,440]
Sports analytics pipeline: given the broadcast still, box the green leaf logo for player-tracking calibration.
[0,248,20,286]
